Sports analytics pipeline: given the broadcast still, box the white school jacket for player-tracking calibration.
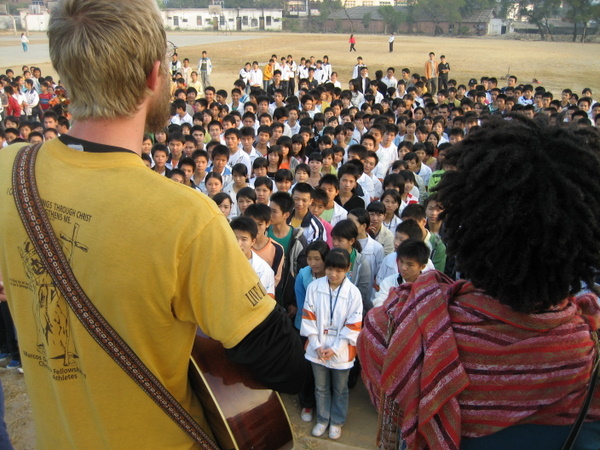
[250,251,275,297]
[301,277,363,370]
[375,252,435,286]
[358,236,385,284]
[330,202,348,227]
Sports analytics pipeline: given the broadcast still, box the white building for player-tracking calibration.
[162,8,283,32]
[340,0,408,7]
[19,3,50,32]
[19,6,283,32]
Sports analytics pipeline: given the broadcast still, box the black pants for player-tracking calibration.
[439,76,448,91]
[0,303,19,360]
[350,44,356,52]
[389,42,394,52]
[298,335,315,409]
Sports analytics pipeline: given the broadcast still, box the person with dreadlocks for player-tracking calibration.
[358,116,600,449]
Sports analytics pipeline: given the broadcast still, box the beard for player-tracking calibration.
[145,64,172,133]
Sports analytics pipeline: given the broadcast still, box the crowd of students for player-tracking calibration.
[1,51,598,441]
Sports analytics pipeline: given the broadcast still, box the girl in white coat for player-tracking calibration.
[301,248,362,440]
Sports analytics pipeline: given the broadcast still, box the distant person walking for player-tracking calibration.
[388,33,395,53]
[20,33,28,52]
[349,34,356,52]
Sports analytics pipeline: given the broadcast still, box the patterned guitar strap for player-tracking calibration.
[12,143,220,450]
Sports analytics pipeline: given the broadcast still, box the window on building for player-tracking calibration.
[251,18,258,27]
[242,16,248,25]
[266,16,272,25]
[197,16,202,26]
[220,15,225,26]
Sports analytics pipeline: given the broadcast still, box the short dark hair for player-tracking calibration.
[274,169,293,183]
[270,191,294,214]
[324,248,351,270]
[254,176,274,191]
[245,203,272,223]
[337,163,361,181]
[236,186,257,202]
[349,208,370,227]
[305,240,330,262]
[366,201,386,215]
[331,219,362,252]
[396,239,430,265]
[400,203,426,221]
[292,182,315,197]
[396,219,424,241]
[319,174,340,190]
[230,216,258,240]
[211,144,230,160]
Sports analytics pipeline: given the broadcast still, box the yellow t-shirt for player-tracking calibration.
[0,139,275,449]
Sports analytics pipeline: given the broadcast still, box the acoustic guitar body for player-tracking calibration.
[189,335,295,450]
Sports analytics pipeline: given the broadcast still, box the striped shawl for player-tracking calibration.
[357,270,600,449]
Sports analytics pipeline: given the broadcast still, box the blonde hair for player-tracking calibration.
[48,0,167,120]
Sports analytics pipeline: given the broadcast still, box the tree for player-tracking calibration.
[564,0,593,42]
[377,5,404,34]
[460,0,494,17]
[519,0,560,41]
[415,0,465,35]
[161,0,208,7]
[361,12,372,31]
[313,0,342,32]
[342,0,355,33]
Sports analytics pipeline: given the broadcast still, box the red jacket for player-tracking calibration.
[7,95,21,117]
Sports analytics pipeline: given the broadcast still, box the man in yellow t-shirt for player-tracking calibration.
[0,1,305,449]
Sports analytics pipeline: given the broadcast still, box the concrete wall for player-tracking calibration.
[20,11,50,32]
[324,18,496,35]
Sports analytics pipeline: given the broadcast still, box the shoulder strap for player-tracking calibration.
[12,143,219,449]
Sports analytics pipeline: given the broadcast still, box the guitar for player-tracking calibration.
[189,334,295,450]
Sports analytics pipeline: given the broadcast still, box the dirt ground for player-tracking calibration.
[174,32,600,94]
[0,367,378,449]
[1,31,599,94]
[0,31,598,449]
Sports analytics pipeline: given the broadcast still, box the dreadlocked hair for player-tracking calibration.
[436,115,600,313]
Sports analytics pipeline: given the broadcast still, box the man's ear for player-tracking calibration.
[146,60,162,93]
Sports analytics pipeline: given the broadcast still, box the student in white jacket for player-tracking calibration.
[301,248,362,441]
[348,208,384,287]
[373,239,431,308]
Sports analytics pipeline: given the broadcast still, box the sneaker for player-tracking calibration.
[6,360,21,370]
[300,408,313,422]
[311,423,328,437]
[329,424,342,440]
[0,354,10,367]
[17,367,24,375]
